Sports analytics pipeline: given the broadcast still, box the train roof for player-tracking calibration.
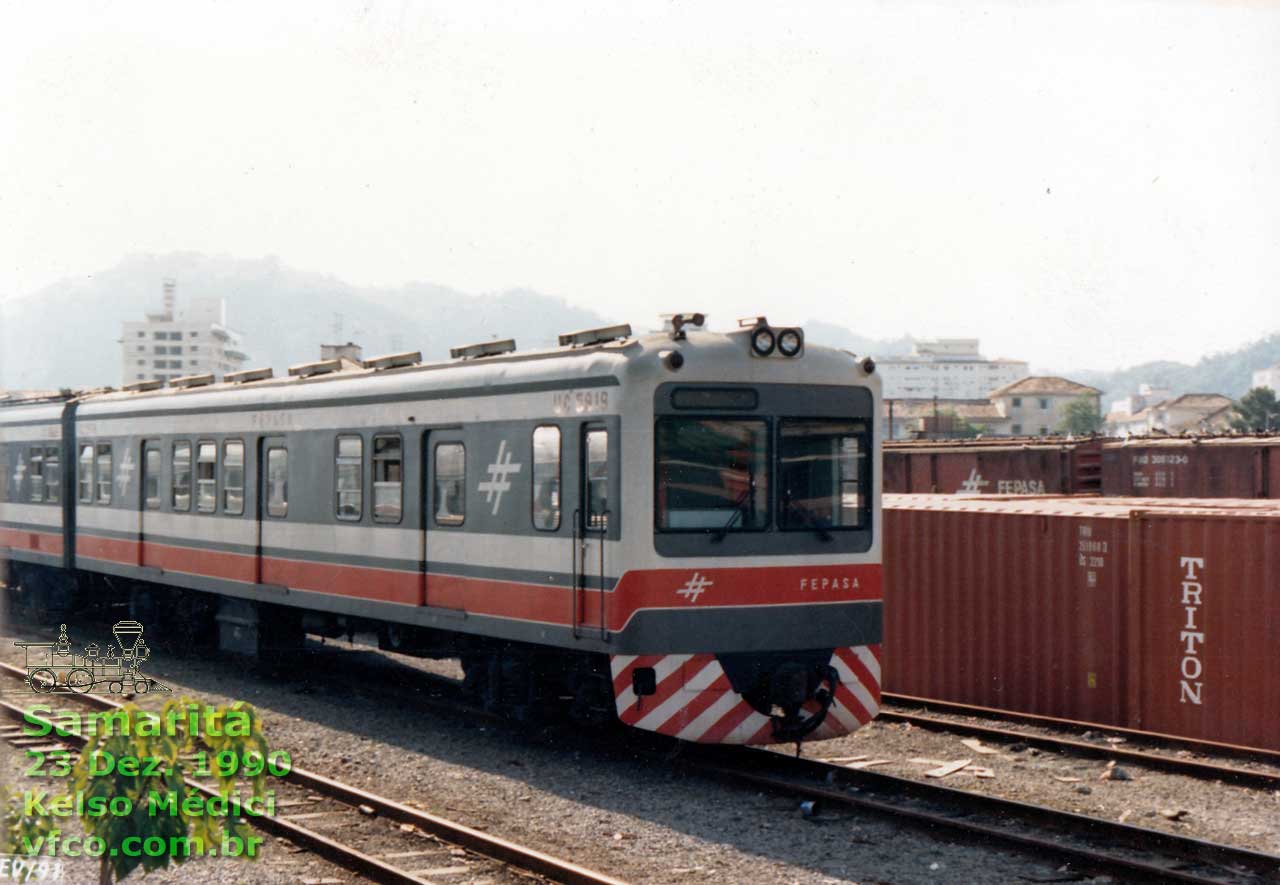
[3,323,872,423]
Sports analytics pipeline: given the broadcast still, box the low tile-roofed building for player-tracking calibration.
[989,376,1102,398]
[1162,393,1233,411]
[989,376,1103,437]
[1106,393,1236,435]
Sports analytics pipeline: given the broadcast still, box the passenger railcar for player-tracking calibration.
[0,316,882,745]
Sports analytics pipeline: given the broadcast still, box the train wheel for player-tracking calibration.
[108,681,124,694]
[28,669,56,693]
[133,679,150,694]
[66,668,94,693]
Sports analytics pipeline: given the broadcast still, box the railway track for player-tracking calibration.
[7,627,1280,883]
[879,692,1280,790]
[242,639,1280,883]
[0,660,628,885]
[700,745,1280,885]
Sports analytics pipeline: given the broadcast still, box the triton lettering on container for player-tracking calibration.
[1101,437,1280,499]
[1126,507,1280,750]
[882,494,1127,725]
[883,437,1104,496]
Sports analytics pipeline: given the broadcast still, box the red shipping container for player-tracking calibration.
[883,496,1128,725]
[1127,508,1280,749]
[885,494,1280,750]
[1101,437,1280,499]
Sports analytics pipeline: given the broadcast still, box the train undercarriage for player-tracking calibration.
[3,561,846,743]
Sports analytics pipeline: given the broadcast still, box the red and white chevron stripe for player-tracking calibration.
[609,645,881,745]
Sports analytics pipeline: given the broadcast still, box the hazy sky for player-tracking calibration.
[3,1,1277,370]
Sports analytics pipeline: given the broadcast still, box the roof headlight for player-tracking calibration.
[777,328,803,357]
[750,326,776,356]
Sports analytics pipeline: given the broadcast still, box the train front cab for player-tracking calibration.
[607,328,883,745]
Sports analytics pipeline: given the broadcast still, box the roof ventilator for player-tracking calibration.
[450,340,516,360]
[122,379,165,392]
[558,323,632,348]
[225,367,275,384]
[362,351,423,370]
[288,358,343,378]
[171,373,216,389]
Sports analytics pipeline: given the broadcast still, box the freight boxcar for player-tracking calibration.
[1100,436,1280,498]
[882,437,1104,496]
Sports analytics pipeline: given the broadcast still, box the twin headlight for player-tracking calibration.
[749,323,804,358]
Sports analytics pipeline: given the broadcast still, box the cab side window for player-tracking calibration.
[532,426,561,531]
[585,429,608,531]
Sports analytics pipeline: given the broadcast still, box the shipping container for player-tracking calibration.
[1127,508,1280,749]
[883,495,1128,725]
[884,494,1280,750]
[883,437,1104,496]
[1101,436,1280,499]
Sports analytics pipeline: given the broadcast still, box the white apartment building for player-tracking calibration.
[120,281,247,385]
[876,339,1029,400]
[1253,364,1280,394]
[1108,383,1171,419]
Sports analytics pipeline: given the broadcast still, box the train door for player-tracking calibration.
[139,440,162,568]
[423,429,467,610]
[256,436,289,588]
[573,424,609,639]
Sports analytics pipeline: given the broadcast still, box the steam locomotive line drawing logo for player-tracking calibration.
[13,621,170,695]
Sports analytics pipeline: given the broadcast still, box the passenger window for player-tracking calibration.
[373,434,403,523]
[78,444,94,503]
[267,447,288,518]
[172,442,192,511]
[29,448,44,503]
[96,444,113,504]
[222,441,244,515]
[532,426,561,531]
[196,442,217,513]
[144,449,161,510]
[335,435,362,520]
[585,429,608,531]
[434,443,465,525]
[43,447,60,504]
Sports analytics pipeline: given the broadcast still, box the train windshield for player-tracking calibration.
[778,419,869,531]
[655,418,770,532]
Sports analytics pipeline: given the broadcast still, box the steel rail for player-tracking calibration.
[689,745,1280,884]
[0,662,629,885]
[883,692,1280,765]
[874,707,1280,790]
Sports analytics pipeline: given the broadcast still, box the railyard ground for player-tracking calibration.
[3,614,1273,883]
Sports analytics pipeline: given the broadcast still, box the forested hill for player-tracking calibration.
[0,253,610,390]
[1060,333,1280,402]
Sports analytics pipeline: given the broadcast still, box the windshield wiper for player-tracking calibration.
[710,484,754,543]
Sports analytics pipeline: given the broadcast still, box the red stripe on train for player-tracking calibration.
[68,532,882,628]
[0,527,63,557]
